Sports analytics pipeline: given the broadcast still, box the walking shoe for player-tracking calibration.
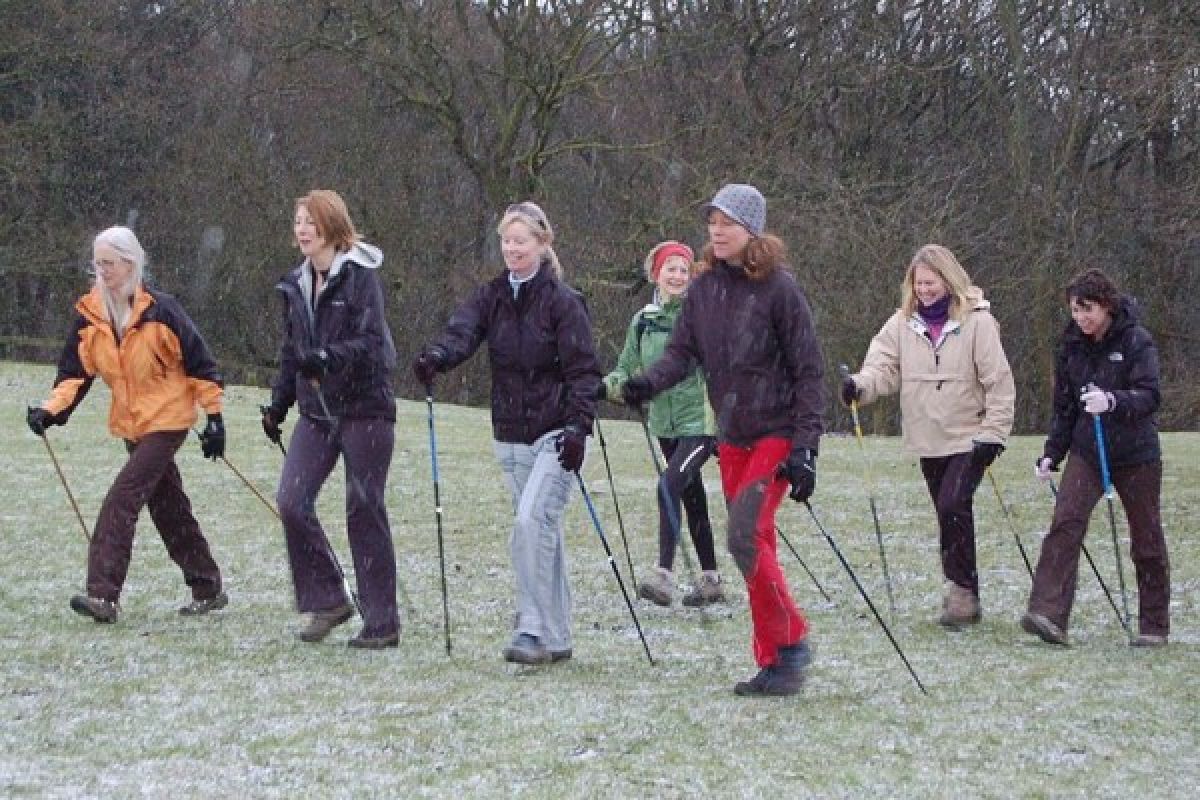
[733,639,811,697]
[1020,611,1068,645]
[1131,633,1168,648]
[938,582,982,628]
[296,602,355,643]
[179,591,228,616]
[682,571,726,607]
[503,633,550,665]
[70,595,118,623]
[348,629,400,649]
[637,567,674,607]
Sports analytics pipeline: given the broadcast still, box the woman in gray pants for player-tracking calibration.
[413,201,601,665]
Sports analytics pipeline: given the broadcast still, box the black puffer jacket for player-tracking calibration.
[432,263,600,444]
[1043,297,1161,469]
[270,242,397,421]
[639,260,825,450]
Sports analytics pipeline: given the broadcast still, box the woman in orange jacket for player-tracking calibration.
[27,226,228,624]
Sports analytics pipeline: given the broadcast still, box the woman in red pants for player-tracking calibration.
[623,184,825,696]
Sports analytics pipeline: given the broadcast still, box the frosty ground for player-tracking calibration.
[1,362,1196,799]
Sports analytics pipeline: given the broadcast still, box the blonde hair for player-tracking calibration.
[92,226,145,336]
[295,189,359,252]
[901,244,974,320]
[497,201,562,278]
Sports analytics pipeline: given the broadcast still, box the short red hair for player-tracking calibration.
[295,190,359,251]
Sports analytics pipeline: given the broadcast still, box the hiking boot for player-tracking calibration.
[503,633,550,665]
[548,648,573,663]
[637,567,674,607]
[296,602,355,643]
[733,639,811,697]
[1131,633,1167,648]
[682,571,726,608]
[70,595,118,624]
[938,582,982,628]
[348,629,400,649]
[1020,611,1068,645]
[179,591,228,616]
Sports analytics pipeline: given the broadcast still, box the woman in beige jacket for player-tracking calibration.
[842,244,1015,628]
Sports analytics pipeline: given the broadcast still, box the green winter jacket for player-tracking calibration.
[603,295,716,438]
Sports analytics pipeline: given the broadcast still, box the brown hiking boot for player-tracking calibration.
[682,571,726,607]
[70,595,118,623]
[296,602,355,643]
[348,629,400,649]
[938,582,982,629]
[1020,611,1068,645]
[179,591,228,616]
[637,567,674,607]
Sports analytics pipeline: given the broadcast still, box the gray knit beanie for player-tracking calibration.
[703,183,766,236]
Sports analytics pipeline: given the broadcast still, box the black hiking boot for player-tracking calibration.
[733,639,812,696]
[70,595,118,624]
[179,591,228,616]
[348,629,400,649]
[503,633,550,665]
[296,602,355,643]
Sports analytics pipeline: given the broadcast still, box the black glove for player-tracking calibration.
[782,447,817,503]
[556,424,587,473]
[621,376,654,408]
[199,413,225,461]
[594,383,609,402]
[299,348,332,380]
[840,376,861,406]
[970,441,1004,469]
[412,347,447,387]
[26,406,64,437]
[260,404,285,445]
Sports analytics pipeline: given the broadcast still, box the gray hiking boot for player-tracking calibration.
[503,633,550,665]
[1020,611,1068,645]
[682,571,726,607]
[733,639,812,697]
[179,591,228,616]
[296,601,355,643]
[1131,633,1167,648]
[70,595,118,624]
[938,582,982,628]
[637,567,674,607]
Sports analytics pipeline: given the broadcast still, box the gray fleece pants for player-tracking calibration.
[493,430,576,652]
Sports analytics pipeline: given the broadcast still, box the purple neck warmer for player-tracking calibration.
[918,295,951,326]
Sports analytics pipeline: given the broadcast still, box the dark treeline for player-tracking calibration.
[3,1,1197,433]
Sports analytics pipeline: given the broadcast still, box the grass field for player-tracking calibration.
[1,361,1196,799]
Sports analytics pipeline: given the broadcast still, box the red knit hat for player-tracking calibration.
[648,241,695,280]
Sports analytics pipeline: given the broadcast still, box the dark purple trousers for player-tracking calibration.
[277,416,399,637]
[1028,456,1170,636]
[919,452,987,597]
[89,430,223,603]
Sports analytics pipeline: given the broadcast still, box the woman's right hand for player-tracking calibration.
[840,376,860,406]
[1034,457,1056,482]
[260,405,285,444]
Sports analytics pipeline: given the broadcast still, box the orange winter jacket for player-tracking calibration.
[43,285,223,441]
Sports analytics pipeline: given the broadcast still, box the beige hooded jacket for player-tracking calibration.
[850,287,1015,458]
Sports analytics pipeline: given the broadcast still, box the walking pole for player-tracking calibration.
[805,502,928,696]
[38,432,91,543]
[1047,479,1125,628]
[777,526,832,602]
[985,469,1035,580]
[839,365,896,613]
[593,416,637,585]
[637,410,697,580]
[424,384,452,655]
[576,472,655,665]
[1088,412,1133,641]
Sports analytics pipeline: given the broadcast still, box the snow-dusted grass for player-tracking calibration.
[1,360,1196,798]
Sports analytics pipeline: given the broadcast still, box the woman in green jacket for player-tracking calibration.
[603,241,723,607]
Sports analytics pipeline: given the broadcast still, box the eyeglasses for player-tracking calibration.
[91,258,129,273]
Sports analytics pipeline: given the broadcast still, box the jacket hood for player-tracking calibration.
[964,285,989,311]
[328,241,384,275]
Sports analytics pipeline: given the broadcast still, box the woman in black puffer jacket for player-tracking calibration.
[1022,268,1170,648]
